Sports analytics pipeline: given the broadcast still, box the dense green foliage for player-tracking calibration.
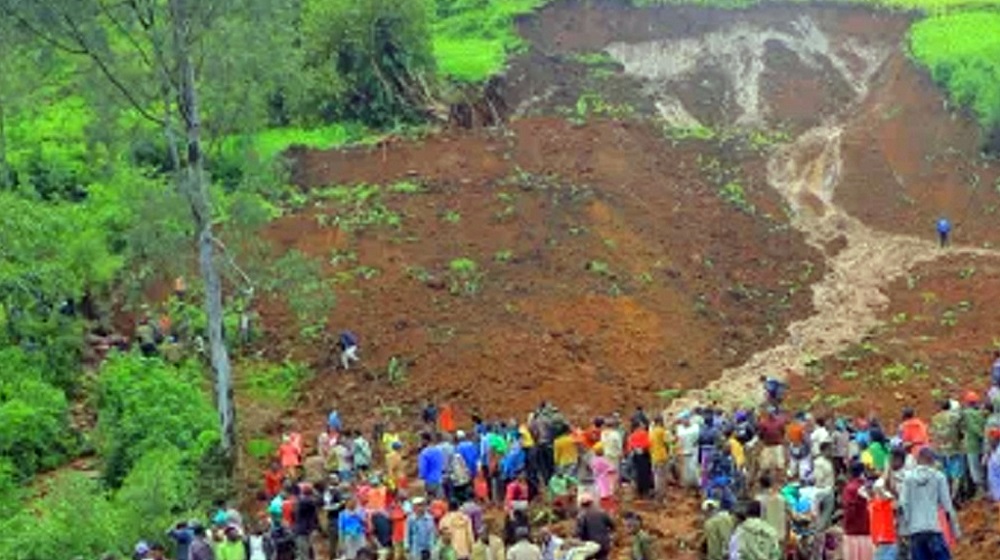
[0,347,72,480]
[95,354,219,486]
[302,0,437,125]
[910,12,1000,132]
[433,0,546,81]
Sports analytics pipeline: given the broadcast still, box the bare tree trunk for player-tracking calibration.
[170,0,236,457]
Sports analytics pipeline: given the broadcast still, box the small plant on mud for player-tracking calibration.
[386,356,408,385]
[494,250,514,263]
[940,309,959,327]
[656,388,686,403]
[586,260,612,277]
[353,266,380,280]
[442,210,462,224]
[892,312,909,325]
[330,249,359,266]
[748,129,790,151]
[881,363,912,385]
[665,124,716,141]
[719,181,755,214]
[389,181,423,194]
[406,266,431,283]
[959,266,976,279]
[569,51,617,67]
[448,258,484,295]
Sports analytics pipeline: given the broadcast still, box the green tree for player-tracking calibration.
[0,0,306,457]
[302,0,437,125]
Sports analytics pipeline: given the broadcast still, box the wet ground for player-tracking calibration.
[240,2,1000,558]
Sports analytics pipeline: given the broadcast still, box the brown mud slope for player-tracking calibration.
[274,117,821,426]
[247,2,1000,558]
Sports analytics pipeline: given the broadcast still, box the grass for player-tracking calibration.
[910,12,1000,131]
[223,122,375,162]
[246,438,277,461]
[239,360,312,406]
[433,0,547,82]
[312,184,403,231]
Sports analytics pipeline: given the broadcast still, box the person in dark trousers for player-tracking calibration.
[575,493,614,560]
[293,484,320,560]
[937,217,952,248]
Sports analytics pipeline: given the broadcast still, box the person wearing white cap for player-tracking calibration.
[406,497,438,560]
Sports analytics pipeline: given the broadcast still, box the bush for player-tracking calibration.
[910,12,1000,136]
[301,0,436,125]
[95,353,219,486]
[0,347,73,480]
[0,472,122,560]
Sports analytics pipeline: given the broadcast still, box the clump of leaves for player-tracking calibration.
[448,258,484,295]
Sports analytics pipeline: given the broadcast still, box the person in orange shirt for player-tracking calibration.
[786,413,808,480]
[866,478,897,560]
[264,460,284,498]
[899,407,930,455]
[440,404,456,434]
[279,434,302,478]
[584,419,603,449]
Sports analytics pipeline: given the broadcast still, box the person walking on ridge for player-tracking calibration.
[937,217,952,248]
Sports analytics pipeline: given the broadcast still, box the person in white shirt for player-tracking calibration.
[812,442,836,530]
[810,417,832,458]
[675,411,701,488]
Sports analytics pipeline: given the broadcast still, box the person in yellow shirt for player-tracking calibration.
[650,418,670,500]
[553,430,580,476]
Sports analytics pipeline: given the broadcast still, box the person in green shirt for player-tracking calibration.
[216,526,246,560]
[702,500,734,560]
[437,529,459,560]
[960,391,987,495]
[624,512,654,560]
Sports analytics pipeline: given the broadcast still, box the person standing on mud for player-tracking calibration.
[936,217,952,248]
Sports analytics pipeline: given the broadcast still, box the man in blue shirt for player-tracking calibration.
[418,433,446,498]
[166,521,194,560]
[456,431,480,475]
[937,217,952,248]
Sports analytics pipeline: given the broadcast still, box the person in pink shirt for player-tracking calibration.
[590,443,618,513]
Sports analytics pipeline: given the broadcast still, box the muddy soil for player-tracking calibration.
[273,117,821,426]
[242,2,1000,558]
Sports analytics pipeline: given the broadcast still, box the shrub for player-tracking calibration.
[301,0,436,125]
[95,353,219,487]
[910,12,1000,140]
[0,347,73,480]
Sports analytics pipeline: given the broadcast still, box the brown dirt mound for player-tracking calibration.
[266,117,821,431]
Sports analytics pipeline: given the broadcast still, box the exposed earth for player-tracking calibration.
[238,2,1000,558]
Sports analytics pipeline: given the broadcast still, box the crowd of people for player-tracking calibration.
[135,366,1000,560]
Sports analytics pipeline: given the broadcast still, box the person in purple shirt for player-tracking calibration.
[418,432,446,497]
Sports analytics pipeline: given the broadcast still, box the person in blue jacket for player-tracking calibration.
[937,217,952,248]
[417,432,446,498]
